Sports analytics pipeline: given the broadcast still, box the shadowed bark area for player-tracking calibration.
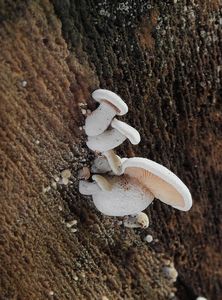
[0,0,221,299]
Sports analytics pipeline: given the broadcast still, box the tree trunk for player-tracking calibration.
[0,0,221,299]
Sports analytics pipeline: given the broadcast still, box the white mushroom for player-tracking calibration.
[123,212,149,228]
[86,119,140,175]
[79,157,192,217]
[121,157,192,211]
[87,119,140,152]
[79,174,154,216]
[111,118,140,145]
[85,89,128,136]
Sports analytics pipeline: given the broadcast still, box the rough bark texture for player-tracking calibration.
[0,0,221,299]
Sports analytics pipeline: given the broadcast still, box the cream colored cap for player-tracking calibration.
[122,157,192,211]
[92,89,128,115]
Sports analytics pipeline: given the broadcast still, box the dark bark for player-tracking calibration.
[0,0,221,299]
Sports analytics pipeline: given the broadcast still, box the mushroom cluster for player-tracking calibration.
[79,89,192,228]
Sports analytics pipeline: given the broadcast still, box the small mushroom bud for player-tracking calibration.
[144,234,153,243]
[123,212,149,228]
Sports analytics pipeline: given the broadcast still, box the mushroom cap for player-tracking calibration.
[86,128,126,152]
[111,118,141,145]
[122,158,192,211]
[92,176,154,216]
[86,119,140,153]
[92,89,128,116]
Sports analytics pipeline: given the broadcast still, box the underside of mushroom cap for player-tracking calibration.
[92,176,154,216]
[122,158,192,211]
[92,89,128,116]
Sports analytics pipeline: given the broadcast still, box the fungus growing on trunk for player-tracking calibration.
[79,157,192,218]
[85,89,128,136]
[79,174,154,216]
[87,119,140,152]
[86,120,140,175]
[121,157,192,211]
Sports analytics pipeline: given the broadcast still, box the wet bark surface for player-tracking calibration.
[0,0,221,299]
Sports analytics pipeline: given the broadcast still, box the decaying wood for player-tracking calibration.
[0,0,221,299]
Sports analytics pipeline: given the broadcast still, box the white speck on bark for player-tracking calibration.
[144,234,153,243]
[61,169,71,179]
[21,80,27,87]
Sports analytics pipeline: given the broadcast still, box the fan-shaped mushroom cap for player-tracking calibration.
[92,89,128,116]
[86,121,140,152]
[121,158,192,211]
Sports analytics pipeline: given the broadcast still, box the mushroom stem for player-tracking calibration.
[79,180,101,195]
[92,175,112,191]
[85,101,117,136]
[103,150,123,175]
[111,118,141,145]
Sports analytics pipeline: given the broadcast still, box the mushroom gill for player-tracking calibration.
[124,167,185,208]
